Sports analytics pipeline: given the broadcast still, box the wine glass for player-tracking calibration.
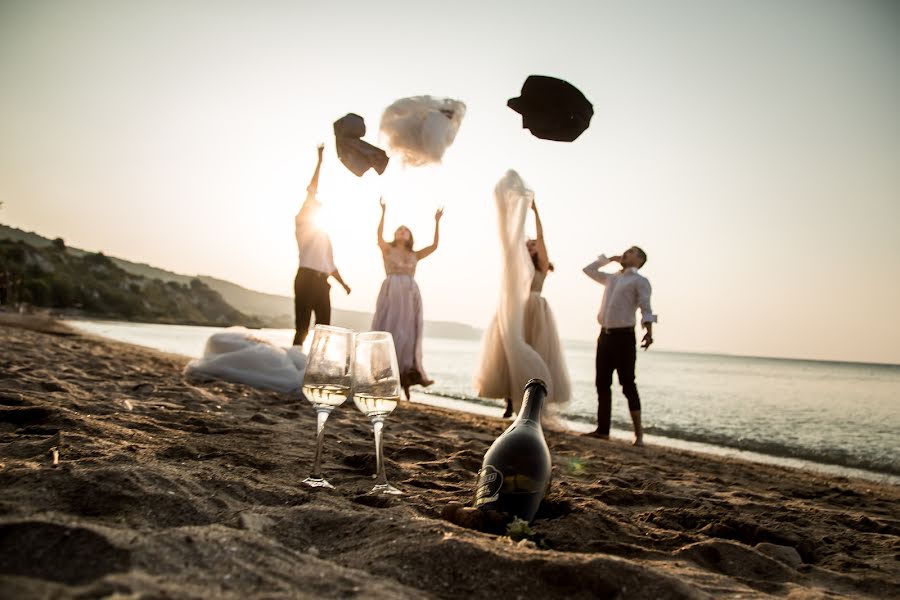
[352,331,403,495]
[302,325,354,489]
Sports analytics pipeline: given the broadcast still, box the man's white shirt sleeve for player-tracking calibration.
[582,254,612,285]
[637,278,657,324]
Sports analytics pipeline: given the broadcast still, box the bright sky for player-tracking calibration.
[1,1,898,364]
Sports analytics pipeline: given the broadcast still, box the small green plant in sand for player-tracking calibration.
[502,518,549,549]
[504,518,535,542]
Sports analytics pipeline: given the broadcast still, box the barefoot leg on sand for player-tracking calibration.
[630,410,644,446]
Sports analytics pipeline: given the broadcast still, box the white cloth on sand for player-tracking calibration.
[184,327,306,393]
[379,96,466,166]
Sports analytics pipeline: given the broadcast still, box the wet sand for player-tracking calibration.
[1,316,898,598]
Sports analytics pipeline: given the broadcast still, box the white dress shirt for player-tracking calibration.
[295,206,336,275]
[583,255,657,328]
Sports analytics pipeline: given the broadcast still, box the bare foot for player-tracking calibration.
[632,436,645,447]
[501,398,513,419]
[581,430,609,439]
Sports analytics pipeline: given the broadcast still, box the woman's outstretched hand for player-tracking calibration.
[316,144,324,159]
[379,197,386,212]
[435,206,445,222]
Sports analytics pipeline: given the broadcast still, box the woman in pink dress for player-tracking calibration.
[372,198,443,399]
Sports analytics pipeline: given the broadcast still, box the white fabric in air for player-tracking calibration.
[475,171,555,409]
[379,96,466,166]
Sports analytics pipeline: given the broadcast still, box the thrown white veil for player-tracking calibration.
[475,170,556,411]
[379,96,466,166]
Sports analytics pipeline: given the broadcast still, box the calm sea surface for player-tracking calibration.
[68,320,900,484]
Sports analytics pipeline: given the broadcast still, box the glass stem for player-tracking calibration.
[311,407,332,479]
[372,417,388,486]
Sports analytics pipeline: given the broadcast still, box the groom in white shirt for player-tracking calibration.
[292,145,351,346]
[582,247,657,446]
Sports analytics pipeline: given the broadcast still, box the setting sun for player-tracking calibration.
[310,157,452,261]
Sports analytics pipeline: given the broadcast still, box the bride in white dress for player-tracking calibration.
[475,171,571,416]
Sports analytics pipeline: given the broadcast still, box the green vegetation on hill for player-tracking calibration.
[0,239,261,327]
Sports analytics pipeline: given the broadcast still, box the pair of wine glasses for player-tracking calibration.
[302,324,403,495]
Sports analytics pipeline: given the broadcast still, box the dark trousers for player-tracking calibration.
[595,328,641,435]
[293,267,331,346]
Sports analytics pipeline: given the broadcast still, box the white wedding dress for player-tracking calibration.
[183,327,306,394]
[474,171,571,413]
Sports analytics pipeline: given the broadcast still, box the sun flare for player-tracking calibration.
[311,159,451,257]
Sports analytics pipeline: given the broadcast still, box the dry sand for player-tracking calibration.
[1,316,898,599]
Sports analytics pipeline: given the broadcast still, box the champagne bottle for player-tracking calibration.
[473,378,552,523]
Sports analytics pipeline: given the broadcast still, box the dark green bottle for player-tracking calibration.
[474,379,552,523]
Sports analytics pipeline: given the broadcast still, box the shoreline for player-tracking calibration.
[64,312,900,367]
[2,316,899,598]
[63,317,900,485]
[415,390,900,486]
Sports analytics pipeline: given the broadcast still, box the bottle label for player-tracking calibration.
[474,465,503,507]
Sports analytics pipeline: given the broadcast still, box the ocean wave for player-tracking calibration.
[420,390,900,478]
[636,424,900,478]
[420,390,505,409]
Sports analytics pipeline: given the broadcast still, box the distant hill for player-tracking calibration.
[0,224,482,339]
[0,238,261,327]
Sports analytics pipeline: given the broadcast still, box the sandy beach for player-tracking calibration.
[1,316,898,599]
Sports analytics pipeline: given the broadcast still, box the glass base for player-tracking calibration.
[303,477,335,489]
[369,483,403,495]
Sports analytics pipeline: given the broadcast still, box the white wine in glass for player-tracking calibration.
[304,383,353,408]
[352,332,403,495]
[302,325,354,489]
[352,393,399,419]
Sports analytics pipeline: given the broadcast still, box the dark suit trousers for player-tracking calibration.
[293,267,331,346]
[595,328,641,435]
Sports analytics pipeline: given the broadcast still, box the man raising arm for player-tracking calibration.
[292,144,350,346]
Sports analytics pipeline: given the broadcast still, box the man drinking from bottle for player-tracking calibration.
[581,247,657,446]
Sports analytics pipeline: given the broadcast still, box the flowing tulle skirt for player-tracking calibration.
[184,327,306,393]
[476,292,571,411]
[372,274,429,387]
